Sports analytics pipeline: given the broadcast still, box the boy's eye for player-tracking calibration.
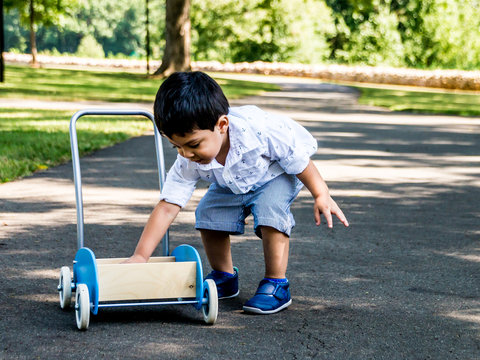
[189,143,199,148]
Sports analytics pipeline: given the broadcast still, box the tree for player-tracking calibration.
[4,0,76,66]
[191,0,334,64]
[1,0,4,82]
[154,0,190,77]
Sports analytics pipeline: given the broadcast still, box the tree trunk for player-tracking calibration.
[29,0,38,67]
[1,0,4,82]
[145,0,151,74]
[153,0,191,77]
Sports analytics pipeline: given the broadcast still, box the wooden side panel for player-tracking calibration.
[97,261,196,301]
[96,256,176,265]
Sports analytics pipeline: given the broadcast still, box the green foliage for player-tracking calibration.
[4,0,78,29]
[191,0,334,63]
[73,0,163,57]
[422,0,480,69]
[4,0,79,56]
[4,0,165,58]
[390,0,437,68]
[4,9,28,53]
[335,2,405,66]
[4,0,480,69]
[76,34,105,58]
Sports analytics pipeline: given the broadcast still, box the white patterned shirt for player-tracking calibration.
[159,105,318,207]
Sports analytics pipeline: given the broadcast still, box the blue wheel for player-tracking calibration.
[202,279,218,324]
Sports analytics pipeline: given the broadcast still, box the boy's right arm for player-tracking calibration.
[124,200,181,263]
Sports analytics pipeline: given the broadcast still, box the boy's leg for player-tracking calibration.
[195,182,245,276]
[242,226,291,314]
[200,229,240,299]
[200,229,234,274]
[261,226,290,279]
[195,183,245,299]
[243,174,302,314]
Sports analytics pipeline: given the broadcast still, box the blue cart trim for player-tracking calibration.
[98,300,198,308]
[171,244,204,310]
[73,247,99,315]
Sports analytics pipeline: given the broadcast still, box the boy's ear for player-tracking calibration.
[216,115,229,134]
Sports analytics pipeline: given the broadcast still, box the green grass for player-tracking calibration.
[0,65,280,102]
[355,85,480,117]
[0,108,152,182]
[4,64,478,184]
[0,65,280,183]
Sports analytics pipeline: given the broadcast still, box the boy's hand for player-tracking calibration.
[296,160,349,229]
[314,194,349,228]
[122,254,148,264]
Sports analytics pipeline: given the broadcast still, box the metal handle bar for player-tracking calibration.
[69,109,169,256]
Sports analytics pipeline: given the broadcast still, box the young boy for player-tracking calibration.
[126,71,349,314]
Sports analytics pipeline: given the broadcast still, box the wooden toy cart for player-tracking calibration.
[57,110,218,330]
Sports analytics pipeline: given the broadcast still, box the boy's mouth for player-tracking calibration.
[194,158,211,164]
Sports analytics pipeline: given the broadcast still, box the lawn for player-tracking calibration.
[0,65,281,183]
[2,64,479,183]
[0,108,153,183]
[355,85,480,117]
[0,65,280,102]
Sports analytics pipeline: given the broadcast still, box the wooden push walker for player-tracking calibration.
[57,110,218,330]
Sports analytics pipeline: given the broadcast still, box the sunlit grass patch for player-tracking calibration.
[0,65,280,103]
[0,66,280,183]
[0,108,152,182]
[356,85,480,117]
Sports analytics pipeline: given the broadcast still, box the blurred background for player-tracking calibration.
[4,0,480,70]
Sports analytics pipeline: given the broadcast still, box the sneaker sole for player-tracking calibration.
[218,289,240,300]
[243,299,292,314]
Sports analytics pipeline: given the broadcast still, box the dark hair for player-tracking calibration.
[153,71,230,138]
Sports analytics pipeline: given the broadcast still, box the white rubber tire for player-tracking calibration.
[202,279,218,325]
[58,266,72,309]
[75,284,90,330]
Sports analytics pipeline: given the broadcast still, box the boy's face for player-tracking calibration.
[167,116,229,165]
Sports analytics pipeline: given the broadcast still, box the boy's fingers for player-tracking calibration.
[314,208,321,225]
[325,210,333,228]
[335,208,349,227]
[315,204,349,228]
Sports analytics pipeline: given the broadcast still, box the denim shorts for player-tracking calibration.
[195,173,304,238]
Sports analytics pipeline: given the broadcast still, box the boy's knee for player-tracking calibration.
[200,229,230,240]
[259,225,289,239]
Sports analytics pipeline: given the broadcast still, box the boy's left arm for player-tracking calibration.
[296,160,349,228]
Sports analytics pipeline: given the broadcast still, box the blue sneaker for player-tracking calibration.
[243,278,292,314]
[205,267,239,299]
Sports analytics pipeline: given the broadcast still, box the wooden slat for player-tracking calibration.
[97,261,196,302]
[95,256,176,265]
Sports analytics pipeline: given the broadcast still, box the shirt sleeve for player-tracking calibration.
[158,155,199,208]
[264,112,318,175]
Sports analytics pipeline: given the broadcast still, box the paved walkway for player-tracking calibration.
[0,75,479,359]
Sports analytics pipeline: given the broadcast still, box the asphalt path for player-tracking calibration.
[0,75,479,359]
